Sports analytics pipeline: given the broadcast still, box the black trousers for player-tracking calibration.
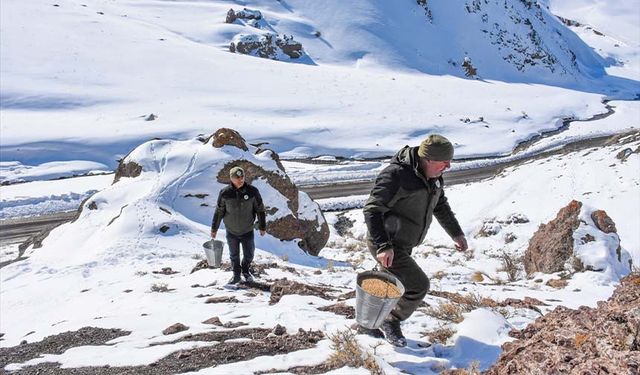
[226,231,255,276]
[368,241,430,321]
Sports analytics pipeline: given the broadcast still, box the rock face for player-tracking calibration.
[113,160,142,183]
[212,129,329,255]
[485,274,640,375]
[524,200,582,275]
[523,200,632,278]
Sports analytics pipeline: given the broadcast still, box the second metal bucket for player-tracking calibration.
[203,240,224,268]
[355,270,405,329]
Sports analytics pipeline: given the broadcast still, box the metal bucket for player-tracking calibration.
[355,270,405,329]
[202,240,224,268]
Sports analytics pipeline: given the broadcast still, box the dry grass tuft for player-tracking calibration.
[470,271,484,282]
[422,325,457,345]
[497,251,521,282]
[150,283,172,293]
[326,329,384,375]
[424,302,465,323]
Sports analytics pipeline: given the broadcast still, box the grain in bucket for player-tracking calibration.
[355,270,405,329]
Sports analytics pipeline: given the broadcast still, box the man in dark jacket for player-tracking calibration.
[211,166,267,284]
[363,134,468,347]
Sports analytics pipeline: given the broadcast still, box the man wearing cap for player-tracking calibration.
[211,166,267,284]
[362,134,468,347]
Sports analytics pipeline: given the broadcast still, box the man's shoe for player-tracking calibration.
[355,325,384,339]
[227,274,241,285]
[242,272,254,282]
[380,319,407,347]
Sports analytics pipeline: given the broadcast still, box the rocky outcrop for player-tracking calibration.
[212,128,329,256]
[113,160,142,184]
[225,8,262,24]
[524,200,632,278]
[229,33,304,60]
[211,128,248,151]
[485,274,640,375]
[524,200,582,275]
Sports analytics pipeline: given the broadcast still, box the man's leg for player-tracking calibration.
[367,242,430,346]
[226,232,242,283]
[240,231,255,280]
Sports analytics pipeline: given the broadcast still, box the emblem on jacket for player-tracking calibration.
[244,194,249,200]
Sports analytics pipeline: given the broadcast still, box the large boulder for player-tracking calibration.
[105,128,329,256]
[524,200,632,279]
[485,274,640,374]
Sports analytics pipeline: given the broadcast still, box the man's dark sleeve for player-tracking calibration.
[211,192,226,231]
[363,166,401,253]
[253,188,267,231]
[433,188,464,238]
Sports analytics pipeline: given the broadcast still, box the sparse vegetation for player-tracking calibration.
[424,302,465,323]
[498,251,522,282]
[422,325,456,344]
[326,329,383,375]
[150,283,171,293]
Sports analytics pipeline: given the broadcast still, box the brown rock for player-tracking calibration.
[113,160,142,184]
[271,324,287,336]
[485,274,640,375]
[225,9,236,23]
[591,210,617,233]
[162,323,189,335]
[202,317,223,326]
[546,279,568,289]
[524,200,582,275]
[211,128,248,151]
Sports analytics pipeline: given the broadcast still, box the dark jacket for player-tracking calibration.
[364,146,463,253]
[211,183,266,236]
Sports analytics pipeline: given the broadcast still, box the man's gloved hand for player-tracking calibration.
[453,235,468,252]
[376,248,394,268]
[211,230,217,239]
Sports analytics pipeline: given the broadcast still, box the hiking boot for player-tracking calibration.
[355,325,384,339]
[380,319,407,347]
[242,272,254,282]
[227,274,241,285]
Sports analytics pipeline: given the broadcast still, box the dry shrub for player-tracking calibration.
[470,271,484,282]
[422,325,457,345]
[150,283,172,292]
[498,251,521,282]
[345,240,365,253]
[327,329,383,375]
[424,303,465,323]
[433,270,447,280]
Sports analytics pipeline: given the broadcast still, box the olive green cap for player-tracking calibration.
[417,134,454,161]
[229,166,245,178]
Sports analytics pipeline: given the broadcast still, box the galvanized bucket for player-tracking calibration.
[355,270,405,329]
[202,240,224,268]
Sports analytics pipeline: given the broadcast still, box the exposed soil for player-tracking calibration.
[0,327,131,370]
[269,279,337,304]
[317,303,355,319]
[7,328,324,374]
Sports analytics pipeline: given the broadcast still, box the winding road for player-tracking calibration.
[1,119,637,254]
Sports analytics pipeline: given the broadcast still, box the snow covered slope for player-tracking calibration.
[1,0,638,173]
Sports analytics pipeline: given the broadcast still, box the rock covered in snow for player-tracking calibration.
[225,8,263,24]
[106,128,328,256]
[229,33,304,60]
[524,200,632,279]
[485,273,640,375]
